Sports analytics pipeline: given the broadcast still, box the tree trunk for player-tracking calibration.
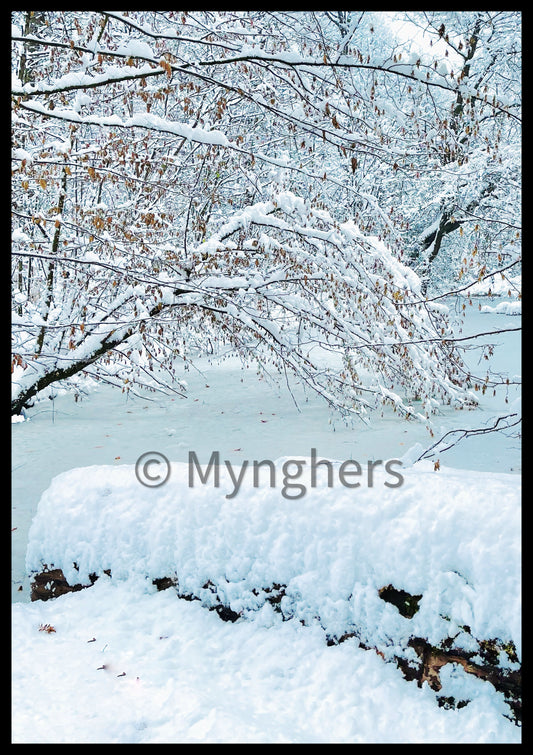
[11,328,134,416]
[414,210,461,295]
[408,16,485,292]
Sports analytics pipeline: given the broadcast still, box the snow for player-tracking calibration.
[12,147,33,163]
[19,100,230,147]
[480,301,521,316]
[462,274,521,298]
[12,578,519,744]
[12,228,32,243]
[24,459,521,655]
[11,300,521,743]
[116,39,155,60]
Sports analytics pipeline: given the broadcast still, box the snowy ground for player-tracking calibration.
[11,296,521,743]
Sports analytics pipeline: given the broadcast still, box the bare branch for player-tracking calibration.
[414,413,521,462]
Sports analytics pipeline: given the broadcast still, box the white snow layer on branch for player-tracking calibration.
[11,186,475,416]
[17,100,230,146]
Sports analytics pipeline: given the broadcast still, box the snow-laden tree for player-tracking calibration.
[11,11,520,419]
[391,12,521,293]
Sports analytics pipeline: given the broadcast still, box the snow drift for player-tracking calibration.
[26,458,521,673]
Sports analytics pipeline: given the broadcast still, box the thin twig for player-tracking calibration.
[415,413,521,462]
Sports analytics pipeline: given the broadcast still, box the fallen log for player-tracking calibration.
[29,565,521,723]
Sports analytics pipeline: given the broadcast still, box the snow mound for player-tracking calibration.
[26,459,521,660]
[11,575,521,743]
[480,301,521,316]
[462,274,521,298]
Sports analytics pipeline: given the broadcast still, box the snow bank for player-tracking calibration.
[26,458,521,661]
[480,301,521,316]
[12,576,520,743]
[461,274,521,298]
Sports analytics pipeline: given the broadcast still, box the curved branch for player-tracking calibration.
[414,413,521,462]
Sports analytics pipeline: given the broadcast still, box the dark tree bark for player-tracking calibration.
[408,16,489,293]
[11,328,135,416]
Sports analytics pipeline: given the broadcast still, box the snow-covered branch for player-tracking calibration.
[12,10,520,419]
